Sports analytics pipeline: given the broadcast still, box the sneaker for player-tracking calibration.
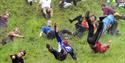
[69,19,73,23]
[46,44,51,49]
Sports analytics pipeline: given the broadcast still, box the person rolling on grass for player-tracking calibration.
[39,0,53,19]
[85,11,112,53]
[59,0,79,9]
[26,0,33,6]
[46,23,77,61]
[10,50,26,63]
[0,11,10,29]
[68,14,97,38]
[1,27,24,45]
[39,20,55,39]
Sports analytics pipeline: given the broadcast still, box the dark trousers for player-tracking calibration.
[108,21,118,35]
[47,31,55,39]
[68,49,77,60]
[87,18,103,45]
[49,48,67,61]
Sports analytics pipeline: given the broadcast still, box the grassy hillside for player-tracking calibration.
[0,0,125,63]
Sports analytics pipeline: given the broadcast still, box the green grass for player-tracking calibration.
[0,0,125,63]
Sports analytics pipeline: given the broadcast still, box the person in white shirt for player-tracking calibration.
[39,0,53,18]
[27,0,33,6]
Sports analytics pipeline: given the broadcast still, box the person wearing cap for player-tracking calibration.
[46,23,77,61]
[10,50,26,63]
[85,11,112,53]
[1,27,24,45]
[39,0,53,18]
[39,20,55,39]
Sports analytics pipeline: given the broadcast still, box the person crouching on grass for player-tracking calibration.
[46,23,77,62]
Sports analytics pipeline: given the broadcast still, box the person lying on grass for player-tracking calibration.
[39,0,53,19]
[1,27,24,45]
[68,13,97,38]
[26,0,33,6]
[46,23,77,61]
[85,11,112,53]
[0,11,10,29]
[10,50,26,63]
[39,20,55,39]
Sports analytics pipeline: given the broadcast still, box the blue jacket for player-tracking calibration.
[102,14,116,27]
[41,26,53,34]
[55,31,73,53]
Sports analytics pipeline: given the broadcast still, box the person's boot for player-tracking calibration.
[69,19,73,23]
[46,44,53,52]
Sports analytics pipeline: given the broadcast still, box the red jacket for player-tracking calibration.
[93,41,110,53]
[81,20,96,31]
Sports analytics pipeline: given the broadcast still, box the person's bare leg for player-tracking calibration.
[42,8,47,18]
[48,8,53,17]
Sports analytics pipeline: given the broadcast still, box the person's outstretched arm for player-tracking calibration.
[85,11,94,37]
[69,15,83,23]
[54,23,63,45]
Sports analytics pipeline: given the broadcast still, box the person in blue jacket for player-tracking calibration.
[39,20,55,39]
[46,23,77,61]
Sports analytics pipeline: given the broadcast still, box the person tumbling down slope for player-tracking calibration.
[46,23,77,61]
[85,11,112,53]
[10,50,26,63]
[39,20,55,39]
[1,27,24,45]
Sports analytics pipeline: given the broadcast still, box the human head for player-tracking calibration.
[47,20,52,27]
[3,11,10,19]
[13,27,20,33]
[18,50,26,57]
[101,4,106,7]
[63,37,69,45]
[90,15,96,23]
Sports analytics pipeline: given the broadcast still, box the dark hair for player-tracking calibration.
[91,15,97,20]
[101,4,106,7]
[20,50,26,56]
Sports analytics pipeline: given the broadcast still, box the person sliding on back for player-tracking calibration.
[46,23,77,62]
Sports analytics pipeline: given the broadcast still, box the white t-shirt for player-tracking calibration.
[39,0,52,8]
[28,0,33,2]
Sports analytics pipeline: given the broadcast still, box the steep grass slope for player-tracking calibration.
[0,0,125,63]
